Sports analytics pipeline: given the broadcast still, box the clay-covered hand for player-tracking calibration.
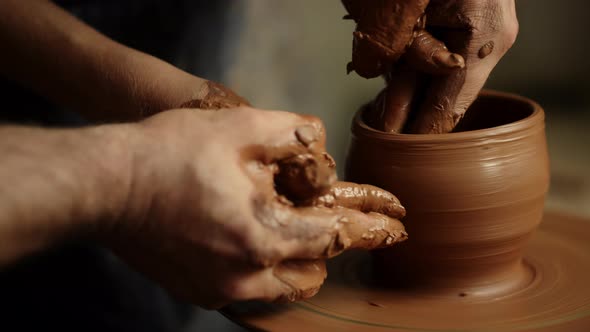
[108,107,406,309]
[343,0,465,79]
[404,0,519,133]
[344,0,518,134]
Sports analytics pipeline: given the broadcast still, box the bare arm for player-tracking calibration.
[0,123,131,265]
[0,0,248,122]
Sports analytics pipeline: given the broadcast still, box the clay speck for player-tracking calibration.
[180,81,251,110]
[479,41,495,59]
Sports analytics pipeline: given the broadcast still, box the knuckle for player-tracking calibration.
[302,115,326,134]
[501,20,519,50]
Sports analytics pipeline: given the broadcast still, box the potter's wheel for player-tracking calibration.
[223,212,590,331]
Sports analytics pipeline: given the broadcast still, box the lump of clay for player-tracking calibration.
[180,81,251,110]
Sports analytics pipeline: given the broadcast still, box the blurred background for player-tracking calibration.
[187,0,590,329]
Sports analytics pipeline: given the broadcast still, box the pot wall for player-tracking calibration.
[345,91,550,293]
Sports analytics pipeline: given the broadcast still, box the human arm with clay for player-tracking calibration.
[0,108,407,308]
[0,0,408,308]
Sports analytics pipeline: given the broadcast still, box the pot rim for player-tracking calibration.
[352,90,544,142]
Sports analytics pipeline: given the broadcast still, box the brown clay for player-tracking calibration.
[404,67,468,134]
[179,81,251,110]
[344,1,517,134]
[225,212,590,331]
[310,182,406,220]
[341,0,469,134]
[241,120,407,262]
[373,64,418,133]
[346,91,549,293]
[342,0,430,78]
[224,93,590,331]
[275,153,336,202]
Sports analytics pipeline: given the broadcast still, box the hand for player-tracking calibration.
[108,107,407,308]
[343,0,518,134]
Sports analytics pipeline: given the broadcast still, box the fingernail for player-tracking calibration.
[295,125,318,147]
[433,52,465,69]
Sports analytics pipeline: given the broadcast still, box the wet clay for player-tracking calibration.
[234,114,408,297]
[370,64,418,133]
[343,0,465,80]
[269,139,407,258]
[310,182,406,220]
[197,85,408,268]
[343,0,513,134]
[342,0,430,79]
[179,81,251,110]
[224,93,590,331]
[225,213,590,331]
[346,91,550,293]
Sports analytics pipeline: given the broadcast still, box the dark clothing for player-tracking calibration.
[0,1,238,331]
[1,0,237,127]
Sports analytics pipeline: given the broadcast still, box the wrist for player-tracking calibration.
[99,46,210,120]
[0,124,137,265]
[79,124,138,232]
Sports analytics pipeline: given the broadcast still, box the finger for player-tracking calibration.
[374,64,419,133]
[406,30,465,75]
[311,182,406,219]
[229,260,327,303]
[263,204,407,260]
[406,68,468,134]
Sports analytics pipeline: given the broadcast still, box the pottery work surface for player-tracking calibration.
[223,212,590,331]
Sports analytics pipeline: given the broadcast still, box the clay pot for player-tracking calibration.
[345,90,550,297]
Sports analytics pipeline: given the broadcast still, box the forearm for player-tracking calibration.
[0,0,206,122]
[0,123,132,266]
